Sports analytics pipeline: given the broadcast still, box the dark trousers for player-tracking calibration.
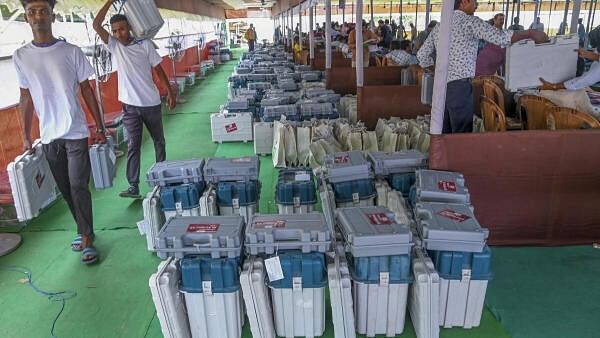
[444,78,474,133]
[248,39,255,52]
[123,104,166,186]
[43,138,93,236]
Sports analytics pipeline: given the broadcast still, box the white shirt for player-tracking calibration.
[565,61,600,90]
[529,22,545,32]
[417,10,514,82]
[13,40,93,144]
[107,36,162,107]
[386,50,418,66]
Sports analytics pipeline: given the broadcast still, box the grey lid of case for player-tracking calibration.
[336,206,412,257]
[203,156,260,183]
[415,169,470,204]
[262,105,298,117]
[299,102,335,115]
[155,215,245,259]
[146,159,204,187]
[368,151,428,176]
[325,151,373,183]
[415,202,489,252]
[245,213,331,255]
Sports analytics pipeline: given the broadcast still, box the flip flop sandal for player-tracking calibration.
[81,247,99,265]
[71,233,95,252]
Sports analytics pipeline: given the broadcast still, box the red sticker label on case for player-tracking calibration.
[225,123,238,133]
[187,224,220,233]
[254,220,286,229]
[438,181,457,192]
[334,155,349,164]
[437,209,471,223]
[367,213,392,225]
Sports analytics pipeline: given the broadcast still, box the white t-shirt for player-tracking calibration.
[107,36,162,107]
[13,40,93,144]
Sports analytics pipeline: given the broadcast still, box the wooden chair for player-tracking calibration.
[374,56,383,67]
[517,95,558,130]
[482,79,523,130]
[480,96,507,131]
[411,65,424,86]
[546,106,600,129]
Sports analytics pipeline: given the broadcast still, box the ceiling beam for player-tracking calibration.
[155,0,227,19]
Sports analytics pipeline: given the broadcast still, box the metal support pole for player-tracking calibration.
[370,0,374,28]
[511,0,516,27]
[505,0,510,29]
[390,1,393,21]
[517,0,521,18]
[571,0,582,33]
[592,0,598,27]
[291,8,295,49]
[563,0,570,27]
[299,8,303,52]
[548,0,554,34]
[310,6,315,60]
[429,0,454,135]
[352,1,355,22]
[326,0,332,69]
[356,0,364,86]
[425,0,431,26]
[400,0,404,37]
[416,0,419,30]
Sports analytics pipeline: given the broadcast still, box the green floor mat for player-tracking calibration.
[486,245,600,338]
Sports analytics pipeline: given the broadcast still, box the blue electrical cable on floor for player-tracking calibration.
[0,265,77,338]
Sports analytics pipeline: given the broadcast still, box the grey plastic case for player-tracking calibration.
[368,151,428,176]
[325,151,373,183]
[336,206,413,257]
[245,213,331,255]
[415,202,489,252]
[89,141,116,189]
[155,215,245,259]
[262,105,298,119]
[146,159,204,187]
[415,170,470,204]
[203,156,260,183]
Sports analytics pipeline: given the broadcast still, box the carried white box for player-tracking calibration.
[409,247,440,338]
[7,139,59,222]
[327,249,356,338]
[505,35,579,91]
[149,258,192,338]
[138,186,166,251]
[270,286,326,338]
[211,112,253,143]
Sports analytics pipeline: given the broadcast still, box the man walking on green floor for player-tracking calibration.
[93,0,176,199]
[15,0,105,264]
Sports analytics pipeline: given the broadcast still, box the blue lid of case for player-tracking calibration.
[160,183,204,211]
[217,180,259,207]
[348,254,412,284]
[429,246,492,280]
[268,251,327,289]
[275,169,317,205]
[180,255,241,293]
[332,178,376,203]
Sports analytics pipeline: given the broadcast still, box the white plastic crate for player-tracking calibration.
[219,204,257,224]
[270,286,326,338]
[327,250,356,338]
[439,278,488,329]
[184,290,244,338]
[164,206,200,220]
[89,140,117,189]
[7,140,59,222]
[137,186,165,251]
[409,247,440,338]
[240,257,276,338]
[211,112,253,143]
[149,258,192,338]
[253,122,274,155]
[122,0,164,40]
[277,204,314,215]
[200,185,218,216]
[353,280,409,337]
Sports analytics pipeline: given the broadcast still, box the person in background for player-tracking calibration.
[558,21,568,35]
[410,22,417,42]
[93,1,176,199]
[391,20,398,39]
[274,25,282,45]
[378,19,393,48]
[386,39,419,66]
[15,0,106,264]
[578,18,587,47]
[293,36,302,63]
[508,17,524,31]
[540,49,600,90]
[476,13,507,76]
[530,17,544,32]
[245,23,257,51]
[348,21,379,67]
[414,20,438,51]
[417,0,548,134]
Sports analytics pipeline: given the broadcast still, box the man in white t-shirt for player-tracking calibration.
[93,0,176,199]
[14,0,106,265]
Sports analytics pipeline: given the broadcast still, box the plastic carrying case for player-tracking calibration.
[147,159,205,187]
[203,156,259,183]
[275,169,317,214]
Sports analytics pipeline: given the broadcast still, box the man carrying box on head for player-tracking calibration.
[93,0,176,199]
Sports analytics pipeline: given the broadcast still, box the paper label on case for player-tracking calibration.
[225,123,238,133]
[187,223,220,233]
[367,212,393,225]
[265,256,284,282]
[438,180,457,192]
[254,219,286,229]
[437,209,471,222]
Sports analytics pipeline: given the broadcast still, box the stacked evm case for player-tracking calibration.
[324,151,376,208]
[275,168,317,214]
[242,213,332,338]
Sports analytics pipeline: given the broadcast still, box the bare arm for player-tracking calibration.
[80,80,107,143]
[19,88,34,152]
[154,64,176,110]
[511,29,549,44]
[92,0,113,44]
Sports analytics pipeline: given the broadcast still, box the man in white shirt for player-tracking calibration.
[417,0,548,133]
[529,17,545,32]
[93,0,176,199]
[14,0,106,264]
[386,40,419,66]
